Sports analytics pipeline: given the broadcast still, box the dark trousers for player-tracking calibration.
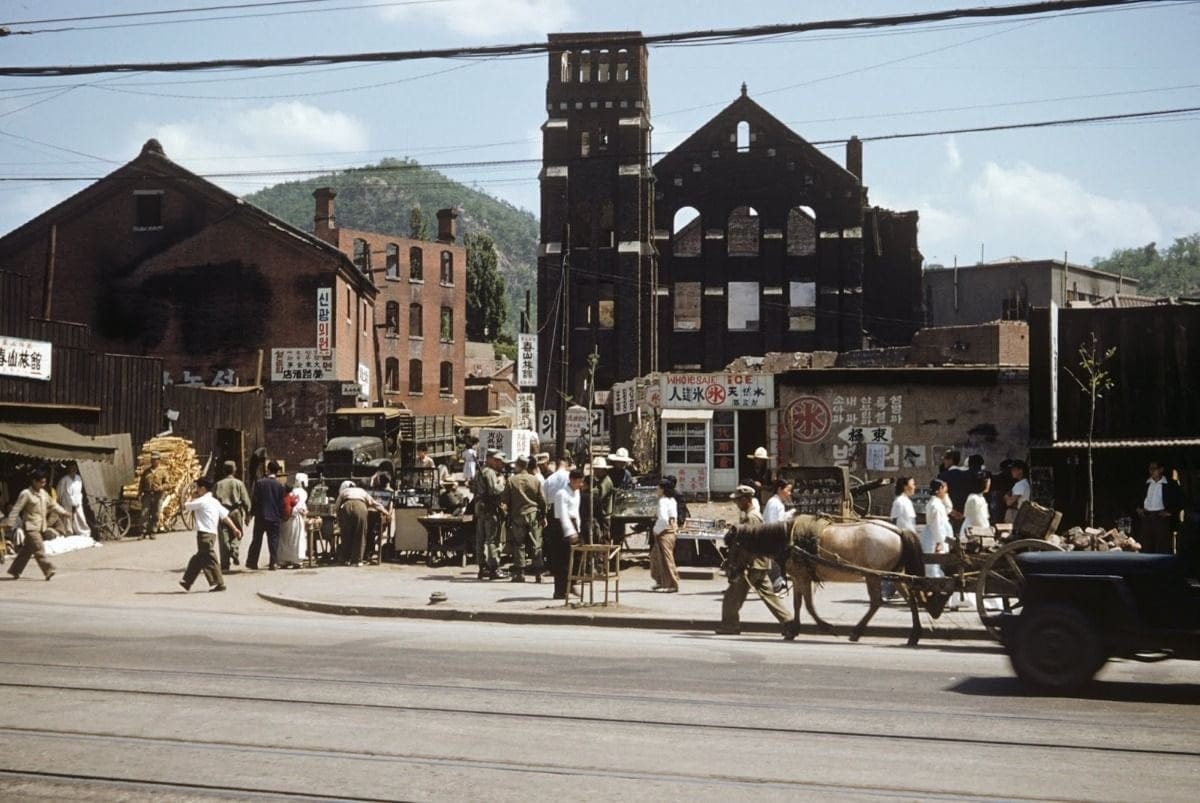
[337,500,369,564]
[8,529,55,579]
[182,532,223,588]
[1139,512,1174,554]
[545,520,570,598]
[246,517,280,568]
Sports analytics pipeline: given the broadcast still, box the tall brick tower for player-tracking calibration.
[536,33,656,450]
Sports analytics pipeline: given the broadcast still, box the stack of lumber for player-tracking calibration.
[1061,526,1142,552]
[121,436,201,525]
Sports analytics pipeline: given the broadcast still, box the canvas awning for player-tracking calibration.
[0,422,117,464]
[455,414,512,429]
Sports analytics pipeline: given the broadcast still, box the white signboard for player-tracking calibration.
[517,333,538,388]
[837,425,893,444]
[660,372,774,409]
[270,348,334,382]
[538,410,556,443]
[479,428,536,461]
[357,362,370,399]
[612,381,637,416]
[316,287,333,357]
[516,393,537,431]
[564,404,589,440]
[341,383,362,397]
[0,336,51,381]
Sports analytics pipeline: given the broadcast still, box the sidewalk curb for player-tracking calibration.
[257,592,995,642]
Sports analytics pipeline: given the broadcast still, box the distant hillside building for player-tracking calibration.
[924,257,1139,327]
[536,32,924,445]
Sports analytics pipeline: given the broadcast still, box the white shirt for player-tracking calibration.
[963,493,991,531]
[462,447,477,482]
[184,492,230,535]
[1143,477,1166,511]
[890,494,917,533]
[57,474,83,508]
[1010,478,1031,508]
[542,468,570,506]
[555,486,581,537]
[923,495,953,549]
[763,495,790,525]
[653,495,678,535]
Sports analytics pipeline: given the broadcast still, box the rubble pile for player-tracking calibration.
[1059,526,1142,552]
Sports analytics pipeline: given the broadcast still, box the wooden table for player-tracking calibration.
[417,514,473,566]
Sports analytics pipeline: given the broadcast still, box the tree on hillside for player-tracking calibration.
[409,207,429,240]
[1091,233,1200,297]
[465,231,507,342]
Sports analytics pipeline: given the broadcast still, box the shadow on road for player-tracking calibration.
[949,674,1200,705]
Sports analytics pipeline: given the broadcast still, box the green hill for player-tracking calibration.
[246,159,537,336]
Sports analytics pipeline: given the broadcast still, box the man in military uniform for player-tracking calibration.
[590,456,615,544]
[138,452,171,539]
[476,449,508,581]
[504,455,546,583]
[213,461,251,571]
[3,468,68,580]
[716,485,794,636]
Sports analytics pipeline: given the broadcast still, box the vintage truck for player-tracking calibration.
[313,407,455,487]
[999,551,1200,692]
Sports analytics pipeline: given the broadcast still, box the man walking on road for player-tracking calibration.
[247,461,285,570]
[138,452,171,539]
[213,461,251,571]
[3,468,66,580]
[179,478,241,593]
[716,485,794,635]
[504,455,546,582]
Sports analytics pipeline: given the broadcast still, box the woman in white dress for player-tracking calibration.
[278,472,309,569]
[921,478,953,579]
[961,471,995,611]
[55,464,89,536]
[890,477,917,534]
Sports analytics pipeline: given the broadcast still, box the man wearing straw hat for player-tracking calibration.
[607,448,636,490]
[590,455,615,545]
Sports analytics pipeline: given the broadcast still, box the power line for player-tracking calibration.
[0,1,1159,77]
[1,0,339,26]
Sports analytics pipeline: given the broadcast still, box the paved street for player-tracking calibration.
[1,577,1198,801]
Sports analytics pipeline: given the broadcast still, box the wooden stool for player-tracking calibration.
[566,543,621,607]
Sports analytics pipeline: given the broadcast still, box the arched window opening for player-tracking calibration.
[409,246,423,280]
[786,206,817,257]
[727,206,760,257]
[439,362,453,395]
[560,50,572,83]
[385,243,399,279]
[672,206,701,258]
[384,301,400,337]
[439,250,453,284]
[409,359,423,394]
[616,49,629,82]
[385,358,399,392]
[736,121,750,153]
[353,238,370,272]
[578,50,591,83]
[409,303,423,338]
[597,50,611,82]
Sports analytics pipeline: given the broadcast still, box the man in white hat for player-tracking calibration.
[716,485,795,636]
[607,448,636,490]
[590,455,615,544]
[744,446,772,508]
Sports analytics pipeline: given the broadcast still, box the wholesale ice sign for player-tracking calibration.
[0,336,51,381]
[660,373,773,409]
[517,334,537,388]
[316,288,333,357]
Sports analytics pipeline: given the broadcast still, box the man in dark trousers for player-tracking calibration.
[247,460,285,570]
[1137,460,1184,554]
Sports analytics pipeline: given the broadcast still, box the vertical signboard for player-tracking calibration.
[316,288,333,357]
[517,333,537,389]
[516,393,537,431]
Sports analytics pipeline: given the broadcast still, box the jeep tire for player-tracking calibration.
[1010,603,1107,693]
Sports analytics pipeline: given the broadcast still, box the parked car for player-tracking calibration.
[999,551,1200,692]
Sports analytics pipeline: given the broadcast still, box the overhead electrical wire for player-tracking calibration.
[0,1,1161,77]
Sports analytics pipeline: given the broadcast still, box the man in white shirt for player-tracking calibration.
[180,477,241,592]
[1138,461,1182,554]
[548,468,584,600]
[542,454,573,507]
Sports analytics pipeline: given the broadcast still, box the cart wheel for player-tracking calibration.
[975,538,1063,641]
[114,503,132,538]
[848,474,871,517]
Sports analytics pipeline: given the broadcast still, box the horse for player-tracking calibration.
[727,516,948,646]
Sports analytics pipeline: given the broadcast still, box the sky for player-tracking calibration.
[0,0,1197,266]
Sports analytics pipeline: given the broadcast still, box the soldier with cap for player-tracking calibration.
[504,455,546,582]
[438,475,471,516]
[3,468,67,580]
[716,485,795,635]
[213,461,251,571]
[476,449,508,580]
[138,451,171,538]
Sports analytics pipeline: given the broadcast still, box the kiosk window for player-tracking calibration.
[665,422,707,465]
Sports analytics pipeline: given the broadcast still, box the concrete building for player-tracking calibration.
[924,257,1138,327]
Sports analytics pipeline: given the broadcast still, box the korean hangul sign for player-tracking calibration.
[516,393,537,431]
[659,373,773,409]
[270,348,334,382]
[564,405,589,440]
[517,334,537,388]
[479,428,536,461]
[316,288,333,357]
[612,380,637,416]
[0,336,51,381]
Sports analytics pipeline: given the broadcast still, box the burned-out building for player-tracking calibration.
[536,32,924,446]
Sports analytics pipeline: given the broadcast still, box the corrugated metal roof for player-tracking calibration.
[1049,438,1200,449]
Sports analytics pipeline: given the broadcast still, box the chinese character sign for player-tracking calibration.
[516,393,536,431]
[517,334,537,388]
[270,348,335,382]
[612,381,637,416]
[660,373,773,409]
[316,288,333,357]
[0,337,52,381]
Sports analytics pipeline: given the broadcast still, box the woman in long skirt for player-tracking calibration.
[922,479,953,580]
[278,473,309,569]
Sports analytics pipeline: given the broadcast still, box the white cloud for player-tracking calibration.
[380,0,574,37]
[129,102,370,195]
[944,135,962,173]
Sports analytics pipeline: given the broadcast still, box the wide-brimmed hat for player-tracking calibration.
[591,455,609,470]
[730,484,757,499]
[747,446,769,460]
[607,448,633,464]
[534,452,551,465]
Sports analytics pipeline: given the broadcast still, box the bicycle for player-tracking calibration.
[91,497,132,540]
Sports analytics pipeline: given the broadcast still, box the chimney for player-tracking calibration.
[313,187,337,243]
[846,136,862,182]
[436,208,458,244]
